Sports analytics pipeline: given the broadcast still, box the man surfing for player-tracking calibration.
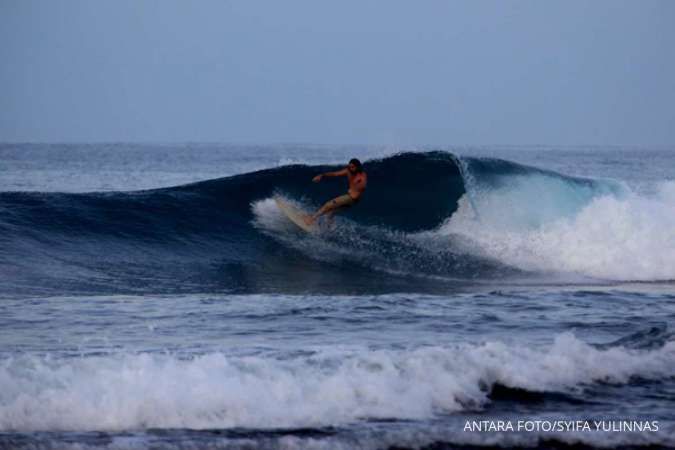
[305,158,367,225]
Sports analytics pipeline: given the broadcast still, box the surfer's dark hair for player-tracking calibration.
[349,158,363,172]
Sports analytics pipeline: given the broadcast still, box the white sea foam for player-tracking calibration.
[251,197,296,233]
[440,182,675,281]
[1,334,673,431]
[5,425,675,450]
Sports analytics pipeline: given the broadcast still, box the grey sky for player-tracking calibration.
[1,0,673,145]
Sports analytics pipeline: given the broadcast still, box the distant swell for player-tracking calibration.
[0,151,671,296]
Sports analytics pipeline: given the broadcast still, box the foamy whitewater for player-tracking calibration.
[0,144,674,449]
[442,181,675,280]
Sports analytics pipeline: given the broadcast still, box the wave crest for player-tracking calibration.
[2,333,672,431]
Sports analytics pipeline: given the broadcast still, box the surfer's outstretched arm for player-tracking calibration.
[313,168,348,183]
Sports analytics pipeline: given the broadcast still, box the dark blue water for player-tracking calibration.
[1,144,674,449]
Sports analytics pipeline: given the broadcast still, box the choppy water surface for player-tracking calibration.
[0,144,674,449]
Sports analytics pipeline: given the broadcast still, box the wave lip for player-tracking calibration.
[457,156,626,229]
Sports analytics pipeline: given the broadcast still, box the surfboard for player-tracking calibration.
[274,197,317,233]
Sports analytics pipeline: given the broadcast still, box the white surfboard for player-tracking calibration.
[274,197,317,233]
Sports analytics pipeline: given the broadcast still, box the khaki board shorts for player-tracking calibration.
[331,194,359,208]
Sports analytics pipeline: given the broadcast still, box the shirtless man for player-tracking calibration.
[306,158,367,225]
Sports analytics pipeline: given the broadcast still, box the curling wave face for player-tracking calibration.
[0,151,673,296]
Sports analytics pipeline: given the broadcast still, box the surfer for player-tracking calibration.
[306,158,367,225]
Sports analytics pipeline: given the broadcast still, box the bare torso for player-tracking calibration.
[348,171,367,199]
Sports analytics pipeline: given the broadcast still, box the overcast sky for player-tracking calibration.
[1,0,673,145]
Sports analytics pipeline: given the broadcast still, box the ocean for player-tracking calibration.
[0,143,673,449]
